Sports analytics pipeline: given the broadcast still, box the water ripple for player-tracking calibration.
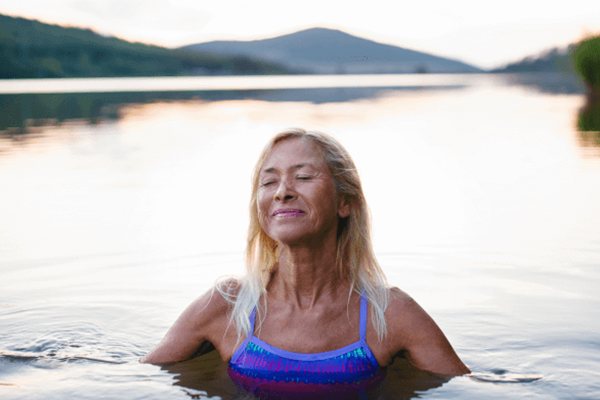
[468,369,542,383]
[0,351,126,364]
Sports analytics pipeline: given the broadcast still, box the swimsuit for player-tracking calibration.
[228,291,386,398]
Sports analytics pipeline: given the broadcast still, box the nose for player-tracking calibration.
[274,177,297,202]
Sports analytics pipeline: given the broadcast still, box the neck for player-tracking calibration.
[267,232,349,309]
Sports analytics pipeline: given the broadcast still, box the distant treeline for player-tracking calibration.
[573,35,600,134]
[490,34,600,79]
[491,46,577,74]
[573,35,600,93]
[0,14,292,79]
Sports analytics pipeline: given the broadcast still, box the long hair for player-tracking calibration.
[217,128,389,341]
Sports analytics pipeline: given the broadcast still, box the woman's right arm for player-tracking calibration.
[140,289,231,364]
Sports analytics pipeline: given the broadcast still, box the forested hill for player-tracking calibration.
[491,46,576,74]
[0,14,291,79]
[181,27,482,74]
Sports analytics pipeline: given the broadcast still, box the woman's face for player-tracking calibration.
[257,138,350,246]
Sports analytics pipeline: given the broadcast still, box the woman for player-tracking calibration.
[141,129,469,396]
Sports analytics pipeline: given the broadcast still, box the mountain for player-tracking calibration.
[0,13,291,79]
[180,28,481,74]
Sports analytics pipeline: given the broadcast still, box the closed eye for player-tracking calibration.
[297,175,312,180]
[261,180,277,187]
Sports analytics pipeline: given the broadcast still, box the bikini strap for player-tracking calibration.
[360,290,368,341]
[229,306,257,364]
[248,307,257,338]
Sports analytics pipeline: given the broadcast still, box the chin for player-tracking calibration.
[272,234,307,246]
[270,229,311,246]
[267,224,306,242]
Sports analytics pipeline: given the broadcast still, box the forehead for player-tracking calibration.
[262,138,326,171]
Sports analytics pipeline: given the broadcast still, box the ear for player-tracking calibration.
[338,197,350,218]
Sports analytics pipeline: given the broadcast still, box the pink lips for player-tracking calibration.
[273,208,305,218]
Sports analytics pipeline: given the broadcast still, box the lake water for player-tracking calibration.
[1,74,599,400]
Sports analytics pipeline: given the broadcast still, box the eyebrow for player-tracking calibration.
[262,163,316,174]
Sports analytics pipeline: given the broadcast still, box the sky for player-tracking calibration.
[1,0,600,69]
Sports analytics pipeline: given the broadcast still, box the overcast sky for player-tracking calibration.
[1,0,599,69]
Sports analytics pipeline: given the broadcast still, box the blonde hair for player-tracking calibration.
[217,128,389,341]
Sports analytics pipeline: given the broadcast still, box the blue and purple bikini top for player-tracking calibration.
[228,291,386,398]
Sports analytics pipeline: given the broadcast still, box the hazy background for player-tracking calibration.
[1,0,600,69]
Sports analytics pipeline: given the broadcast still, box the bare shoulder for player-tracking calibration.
[387,286,415,307]
[383,287,433,345]
[386,286,430,325]
[172,278,237,329]
[383,286,470,376]
[194,278,240,324]
[140,278,239,365]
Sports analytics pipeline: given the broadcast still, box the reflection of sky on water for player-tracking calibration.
[0,73,589,142]
[1,79,599,266]
[1,76,600,399]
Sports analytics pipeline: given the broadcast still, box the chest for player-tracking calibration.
[220,298,394,367]
[227,299,388,392]
[252,303,361,353]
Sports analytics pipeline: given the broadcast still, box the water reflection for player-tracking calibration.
[166,352,447,400]
[3,73,595,158]
[577,88,600,153]
[0,85,465,140]
[2,74,600,400]
[497,72,584,94]
[0,91,241,135]
[166,351,241,399]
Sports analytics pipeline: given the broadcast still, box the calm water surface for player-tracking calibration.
[1,75,599,399]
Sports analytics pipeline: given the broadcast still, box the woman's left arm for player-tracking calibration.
[385,288,470,376]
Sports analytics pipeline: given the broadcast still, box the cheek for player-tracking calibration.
[256,192,269,226]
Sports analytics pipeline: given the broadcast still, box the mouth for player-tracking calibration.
[273,208,305,218]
